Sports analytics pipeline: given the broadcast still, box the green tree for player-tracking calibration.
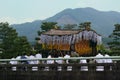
[78,22,91,30]
[13,36,32,56]
[0,22,18,58]
[41,22,57,31]
[108,24,120,55]
[34,42,42,53]
[63,24,77,30]
[0,22,31,58]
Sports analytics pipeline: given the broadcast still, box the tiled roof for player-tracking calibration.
[43,29,79,35]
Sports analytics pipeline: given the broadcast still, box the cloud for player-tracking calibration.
[0,17,16,24]
[0,17,36,24]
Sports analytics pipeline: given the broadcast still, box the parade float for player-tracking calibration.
[40,27,102,56]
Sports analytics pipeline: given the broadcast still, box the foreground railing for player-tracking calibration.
[0,56,120,80]
[0,56,120,62]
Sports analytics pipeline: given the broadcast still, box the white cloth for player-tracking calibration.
[29,55,38,71]
[64,54,71,71]
[46,55,54,64]
[95,53,104,63]
[10,58,17,64]
[55,57,63,71]
[35,53,42,64]
[64,54,70,64]
[80,58,88,71]
[45,55,54,71]
[15,56,21,64]
[16,56,21,60]
[95,53,104,71]
[28,55,36,64]
[35,53,42,59]
[104,54,112,63]
[104,54,112,70]
[25,55,29,59]
[56,57,63,64]
[10,58,17,71]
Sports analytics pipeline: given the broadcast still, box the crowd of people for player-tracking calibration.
[9,51,112,64]
[9,50,113,71]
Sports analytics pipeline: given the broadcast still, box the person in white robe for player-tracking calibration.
[104,54,112,63]
[46,55,54,64]
[29,54,38,71]
[45,55,54,71]
[56,56,63,71]
[64,54,70,64]
[104,54,113,70]
[95,53,104,71]
[64,53,71,71]
[10,58,17,64]
[55,56,63,64]
[16,55,21,64]
[10,57,17,71]
[80,57,88,71]
[28,55,36,64]
[35,53,42,64]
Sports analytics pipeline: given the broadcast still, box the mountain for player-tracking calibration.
[46,7,120,36]
[12,20,42,42]
[12,7,120,43]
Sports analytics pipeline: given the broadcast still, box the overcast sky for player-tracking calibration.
[0,0,120,24]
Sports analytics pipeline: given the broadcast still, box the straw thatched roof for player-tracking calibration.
[42,29,79,36]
